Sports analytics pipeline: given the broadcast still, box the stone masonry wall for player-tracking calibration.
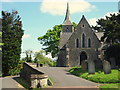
[20,62,48,88]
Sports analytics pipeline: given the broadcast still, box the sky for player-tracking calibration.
[1,0,119,59]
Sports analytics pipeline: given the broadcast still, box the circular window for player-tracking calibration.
[82,25,85,28]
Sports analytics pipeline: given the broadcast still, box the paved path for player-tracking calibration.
[1,76,24,89]
[37,67,99,88]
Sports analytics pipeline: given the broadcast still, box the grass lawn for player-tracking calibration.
[48,77,54,86]
[69,67,120,89]
[99,83,119,89]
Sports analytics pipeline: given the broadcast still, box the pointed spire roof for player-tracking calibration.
[62,2,73,25]
[78,15,89,26]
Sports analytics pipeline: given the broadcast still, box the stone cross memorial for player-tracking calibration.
[102,60,111,74]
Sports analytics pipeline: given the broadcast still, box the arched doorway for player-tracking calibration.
[80,51,87,65]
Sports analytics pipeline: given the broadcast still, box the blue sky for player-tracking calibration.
[1,0,119,58]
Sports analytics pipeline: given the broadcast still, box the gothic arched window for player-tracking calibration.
[88,38,91,48]
[76,38,79,48]
[82,34,85,48]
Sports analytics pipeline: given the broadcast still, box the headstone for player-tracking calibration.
[87,60,95,74]
[81,61,87,71]
[94,59,103,69]
[109,58,116,69]
[102,60,111,74]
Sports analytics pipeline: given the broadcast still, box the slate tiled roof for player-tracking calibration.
[95,32,104,41]
[59,32,72,49]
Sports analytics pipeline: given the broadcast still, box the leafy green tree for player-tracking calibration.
[2,11,24,76]
[38,25,61,58]
[34,50,52,66]
[0,19,2,52]
[0,19,2,76]
[105,44,120,68]
[92,13,120,43]
[0,31,2,52]
[38,22,77,58]
[23,50,33,62]
[93,13,120,68]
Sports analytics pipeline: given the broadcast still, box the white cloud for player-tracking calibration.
[89,18,97,26]
[45,53,52,59]
[1,0,118,2]
[100,12,118,19]
[89,12,118,26]
[40,0,96,16]
[22,34,31,39]
[1,0,12,2]
[32,49,53,59]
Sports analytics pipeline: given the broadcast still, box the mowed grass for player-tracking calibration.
[69,67,119,83]
[99,83,119,89]
[69,67,120,89]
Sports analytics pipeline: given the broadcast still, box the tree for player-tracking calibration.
[23,50,33,62]
[105,44,120,68]
[2,11,24,76]
[92,13,120,68]
[0,19,2,76]
[34,50,52,66]
[0,19,2,52]
[38,23,77,58]
[38,25,61,58]
[92,13,120,43]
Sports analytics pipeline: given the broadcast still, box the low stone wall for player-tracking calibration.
[20,62,48,88]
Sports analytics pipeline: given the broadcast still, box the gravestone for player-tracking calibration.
[102,60,111,74]
[94,59,102,69]
[109,58,116,69]
[87,60,95,74]
[81,61,87,71]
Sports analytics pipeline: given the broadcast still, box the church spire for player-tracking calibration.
[63,2,72,25]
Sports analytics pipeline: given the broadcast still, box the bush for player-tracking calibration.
[8,68,20,76]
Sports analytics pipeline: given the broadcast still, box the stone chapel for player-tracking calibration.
[57,3,103,67]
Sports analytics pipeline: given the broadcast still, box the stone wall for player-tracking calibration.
[57,49,67,67]
[20,62,48,88]
[58,16,101,67]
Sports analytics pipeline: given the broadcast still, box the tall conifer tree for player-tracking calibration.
[2,11,24,76]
